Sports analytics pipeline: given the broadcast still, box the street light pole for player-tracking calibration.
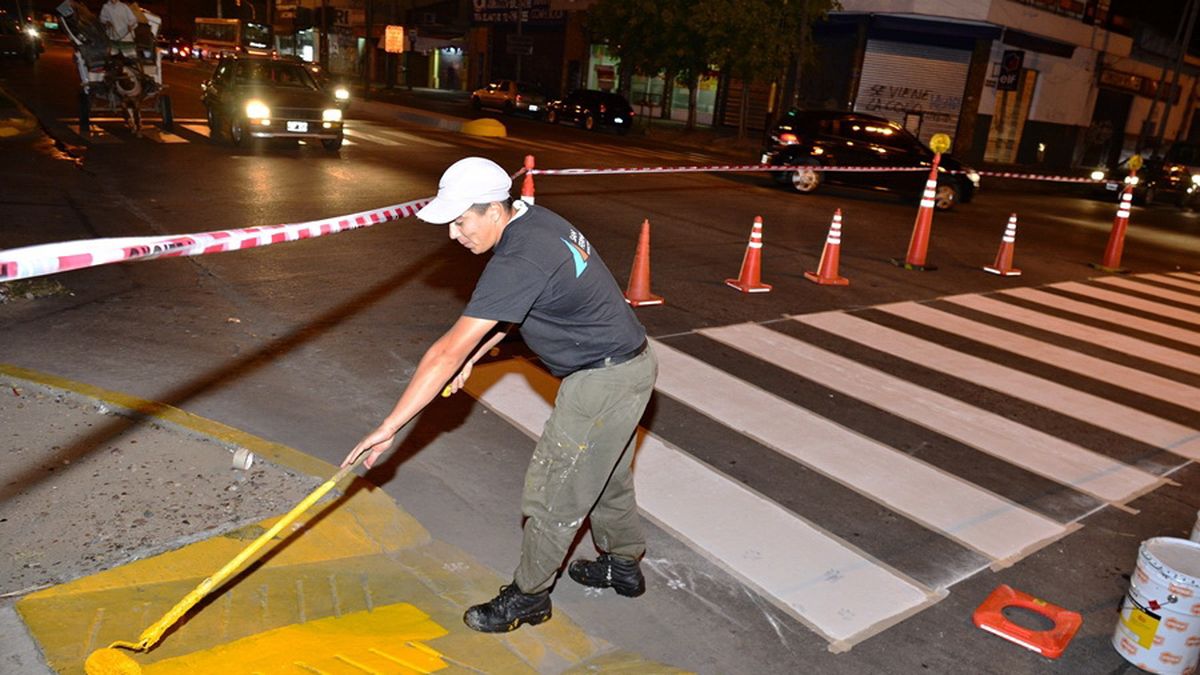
[1153,0,1199,149]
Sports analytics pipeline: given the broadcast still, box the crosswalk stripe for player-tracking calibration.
[72,125,119,143]
[944,294,1200,375]
[649,340,1070,563]
[700,323,1163,505]
[796,312,1200,461]
[465,357,941,648]
[141,128,188,143]
[1143,273,1200,293]
[878,302,1200,414]
[179,123,211,138]
[1167,271,1200,288]
[1094,275,1200,309]
[1054,281,1200,325]
[342,127,400,146]
[1001,287,1200,347]
[367,127,454,148]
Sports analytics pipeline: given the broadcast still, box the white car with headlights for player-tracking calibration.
[201,55,345,151]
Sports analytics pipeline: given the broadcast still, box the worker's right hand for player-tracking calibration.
[341,425,396,469]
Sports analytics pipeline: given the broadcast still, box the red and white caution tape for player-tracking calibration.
[529,163,929,176]
[974,170,1103,184]
[0,196,431,283]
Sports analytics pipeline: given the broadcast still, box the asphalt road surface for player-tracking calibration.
[3,42,1200,674]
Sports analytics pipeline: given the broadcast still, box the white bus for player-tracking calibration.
[193,18,272,59]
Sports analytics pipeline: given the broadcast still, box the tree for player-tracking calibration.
[585,0,666,101]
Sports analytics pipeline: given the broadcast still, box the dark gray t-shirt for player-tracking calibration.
[463,204,646,376]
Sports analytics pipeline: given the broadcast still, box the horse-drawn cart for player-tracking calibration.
[56,0,173,135]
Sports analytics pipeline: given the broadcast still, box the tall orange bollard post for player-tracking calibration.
[625,219,664,307]
[726,216,772,293]
[1090,159,1138,273]
[520,154,536,205]
[983,214,1022,276]
[805,209,850,286]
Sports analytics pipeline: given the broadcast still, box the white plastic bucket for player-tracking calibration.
[1112,537,1200,674]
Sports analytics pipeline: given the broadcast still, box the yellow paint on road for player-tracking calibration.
[141,603,447,674]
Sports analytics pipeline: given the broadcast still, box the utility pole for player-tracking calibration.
[1154,0,1200,149]
[514,0,526,82]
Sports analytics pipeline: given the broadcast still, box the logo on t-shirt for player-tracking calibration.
[560,232,591,278]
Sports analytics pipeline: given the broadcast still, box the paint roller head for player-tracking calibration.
[84,648,142,675]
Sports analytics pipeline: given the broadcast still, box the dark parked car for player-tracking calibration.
[1091,150,1199,208]
[760,110,980,210]
[157,34,192,62]
[471,80,546,116]
[545,90,634,133]
[201,55,344,150]
[0,13,44,63]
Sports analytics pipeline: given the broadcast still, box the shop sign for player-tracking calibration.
[385,25,406,53]
[996,50,1023,91]
[472,0,565,25]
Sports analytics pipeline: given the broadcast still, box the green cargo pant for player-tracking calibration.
[514,345,658,594]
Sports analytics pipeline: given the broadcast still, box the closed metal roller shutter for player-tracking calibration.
[853,40,971,145]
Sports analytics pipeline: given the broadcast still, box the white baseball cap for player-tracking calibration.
[416,157,513,224]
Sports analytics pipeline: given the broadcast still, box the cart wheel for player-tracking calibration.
[159,95,174,132]
[78,91,91,135]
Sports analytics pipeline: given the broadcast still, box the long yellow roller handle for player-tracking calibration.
[107,455,366,653]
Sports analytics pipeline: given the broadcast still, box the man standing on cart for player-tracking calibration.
[98,0,137,55]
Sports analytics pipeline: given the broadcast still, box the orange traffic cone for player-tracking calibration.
[1090,181,1133,273]
[520,154,536,205]
[892,154,941,271]
[726,216,772,293]
[805,209,850,286]
[983,213,1022,276]
[625,219,664,307]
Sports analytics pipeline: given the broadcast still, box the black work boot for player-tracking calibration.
[568,553,645,597]
[463,583,552,633]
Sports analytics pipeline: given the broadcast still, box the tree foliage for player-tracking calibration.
[586,0,838,131]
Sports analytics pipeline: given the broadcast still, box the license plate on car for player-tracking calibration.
[1105,182,1119,191]
[287,121,308,133]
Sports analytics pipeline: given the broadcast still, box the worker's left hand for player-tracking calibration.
[341,426,396,469]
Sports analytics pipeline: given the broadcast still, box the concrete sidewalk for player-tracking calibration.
[0,364,682,674]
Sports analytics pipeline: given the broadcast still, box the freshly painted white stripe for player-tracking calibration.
[1169,272,1200,285]
[1093,276,1200,309]
[141,127,189,143]
[342,127,400,146]
[796,312,1200,461]
[1001,287,1200,346]
[650,341,1069,562]
[357,126,453,148]
[702,323,1160,504]
[1149,273,1200,292]
[179,123,211,138]
[1054,281,1200,325]
[878,302,1200,413]
[73,126,119,143]
[465,358,939,646]
[945,294,1200,376]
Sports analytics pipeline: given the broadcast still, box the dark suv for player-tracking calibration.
[760,110,979,210]
[546,90,634,133]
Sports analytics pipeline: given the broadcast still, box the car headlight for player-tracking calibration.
[322,108,342,122]
[1090,170,1106,181]
[1124,175,1140,186]
[1191,174,1200,185]
[25,26,38,38]
[245,100,270,119]
[334,87,350,101]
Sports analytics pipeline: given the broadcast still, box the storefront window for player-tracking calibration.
[588,44,718,125]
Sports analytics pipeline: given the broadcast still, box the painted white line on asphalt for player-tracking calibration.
[354,125,453,148]
[879,302,1200,413]
[1094,275,1200,309]
[71,125,119,143]
[465,357,941,649]
[179,123,211,138]
[1145,273,1200,293]
[1000,287,1200,347]
[342,127,400,145]
[141,128,188,143]
[1168,271,1200,286]
[1054,281,1200,325]
[701,323,1161,504]
[944,294,1200,375]
[649,341,1069,563]
[796,312,1200,461]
